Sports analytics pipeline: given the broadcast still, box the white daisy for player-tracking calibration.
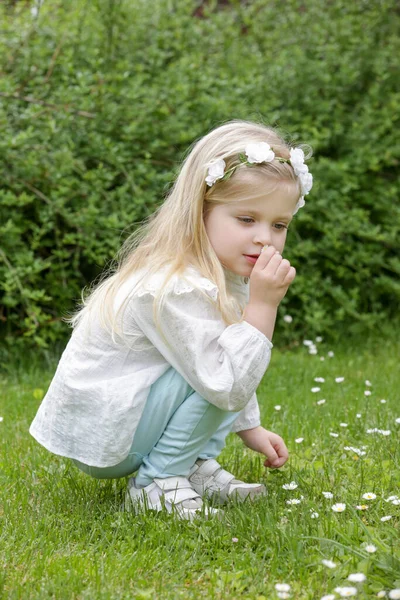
[335,377,345,383]
[389,590,400,599]
[364,544,377,553]
[295,438,304,443]
[275,583,291,592]
[316,336,323,342]
[334,587,358,597]
[362,492,376,500]
[321,559,337,569]
[311,512,319,518]
[311,387,321,393]
[322,492,334,499]
[274,405,282,411]
[331,503,346,512]
[282,482,298,490]
[380,515,392,522]
[328,351,335,357]
[286,499,301,505]
[283,315,293,323]
[317,399,326,405]
[365,380,372,386]
[314,377,325,382]
[364,390,372,396]
[348,573,366,583]
[340,423,348,427]
[330,432,339,438]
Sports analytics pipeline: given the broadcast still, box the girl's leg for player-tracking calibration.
[196,416,239,460]
[74,366,239,481]
[132,381,240,488]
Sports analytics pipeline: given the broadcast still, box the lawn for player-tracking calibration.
[0,333,399,599]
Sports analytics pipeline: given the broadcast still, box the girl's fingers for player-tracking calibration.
[283,266,296,286]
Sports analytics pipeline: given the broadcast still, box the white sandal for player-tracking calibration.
[189,458,267,504]
[125,475,222,520]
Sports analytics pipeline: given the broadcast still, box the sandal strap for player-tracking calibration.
[195,459,235,488]
[153,476,201,505]
[163,488,200,504]
[153,476,193,491]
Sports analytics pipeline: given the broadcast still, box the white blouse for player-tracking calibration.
[29,264,273,468]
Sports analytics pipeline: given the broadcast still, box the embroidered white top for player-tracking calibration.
[29,264,273,468]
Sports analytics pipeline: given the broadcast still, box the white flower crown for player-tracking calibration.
[205,142,313,215]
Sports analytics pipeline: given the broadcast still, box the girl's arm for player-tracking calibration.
[236,426,289,468]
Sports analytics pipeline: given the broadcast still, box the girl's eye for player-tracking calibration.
[237,217,254,224]
[274,224,288,230]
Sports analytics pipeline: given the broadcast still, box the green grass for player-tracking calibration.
[1,334,399,599]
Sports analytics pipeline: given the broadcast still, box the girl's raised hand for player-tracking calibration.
[248,245,296,308]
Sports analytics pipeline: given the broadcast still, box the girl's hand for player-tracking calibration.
[236,426,289,469]
[248,245,296,308]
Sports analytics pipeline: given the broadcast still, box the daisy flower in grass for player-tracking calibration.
[348,573,366,583]
[363,544,377,553]
[282,482,298,490]
[330,432,339,438]
[334,587,358,597]
[314,377,325,382]
[389,591,400,599]
[321,559,337,569]
[356,505,369,510]
[295,437,304,443]
[321,595,336,600]
[362,492,376,500]
[332,503,346,512]
[322,492,334,499]
[364,390,372,396]
[275,583,291,592]
[335,377,345,383]
[381,515,392,522]
[311,387,321,393]
[277,593,290,599]
[328,351,334,357]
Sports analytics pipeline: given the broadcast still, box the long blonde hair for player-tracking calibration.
[64,119,311,347]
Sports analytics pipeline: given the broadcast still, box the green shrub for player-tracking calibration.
[0,0,399,359]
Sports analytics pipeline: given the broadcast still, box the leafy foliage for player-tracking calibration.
[1,0,399,356]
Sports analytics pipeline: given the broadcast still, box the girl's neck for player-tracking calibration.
[222,266,249,286]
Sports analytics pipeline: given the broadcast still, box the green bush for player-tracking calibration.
[1,0,399,358]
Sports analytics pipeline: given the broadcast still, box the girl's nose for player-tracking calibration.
[253,230,271,247]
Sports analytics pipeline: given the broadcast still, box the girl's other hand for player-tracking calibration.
[248,245,296,308]
[236,426,289,469]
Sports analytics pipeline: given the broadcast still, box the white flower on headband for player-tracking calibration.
[299,171,313,195]
[290,148,313,196]
[289,148,308,175]
[245,142,275,164]
[205,159,226,187]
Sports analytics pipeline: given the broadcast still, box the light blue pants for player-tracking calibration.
[73,366,241,486]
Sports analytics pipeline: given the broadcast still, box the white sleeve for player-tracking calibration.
[230,393,261,432]
[130,283,273,413]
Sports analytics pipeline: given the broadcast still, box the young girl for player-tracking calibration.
[29,119,313,520]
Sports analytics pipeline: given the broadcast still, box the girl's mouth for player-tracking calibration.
[244,255,258,265]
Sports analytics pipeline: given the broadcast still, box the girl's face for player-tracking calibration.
[204,184,299,277]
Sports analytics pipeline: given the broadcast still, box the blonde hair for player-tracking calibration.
[64,119,311,348]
